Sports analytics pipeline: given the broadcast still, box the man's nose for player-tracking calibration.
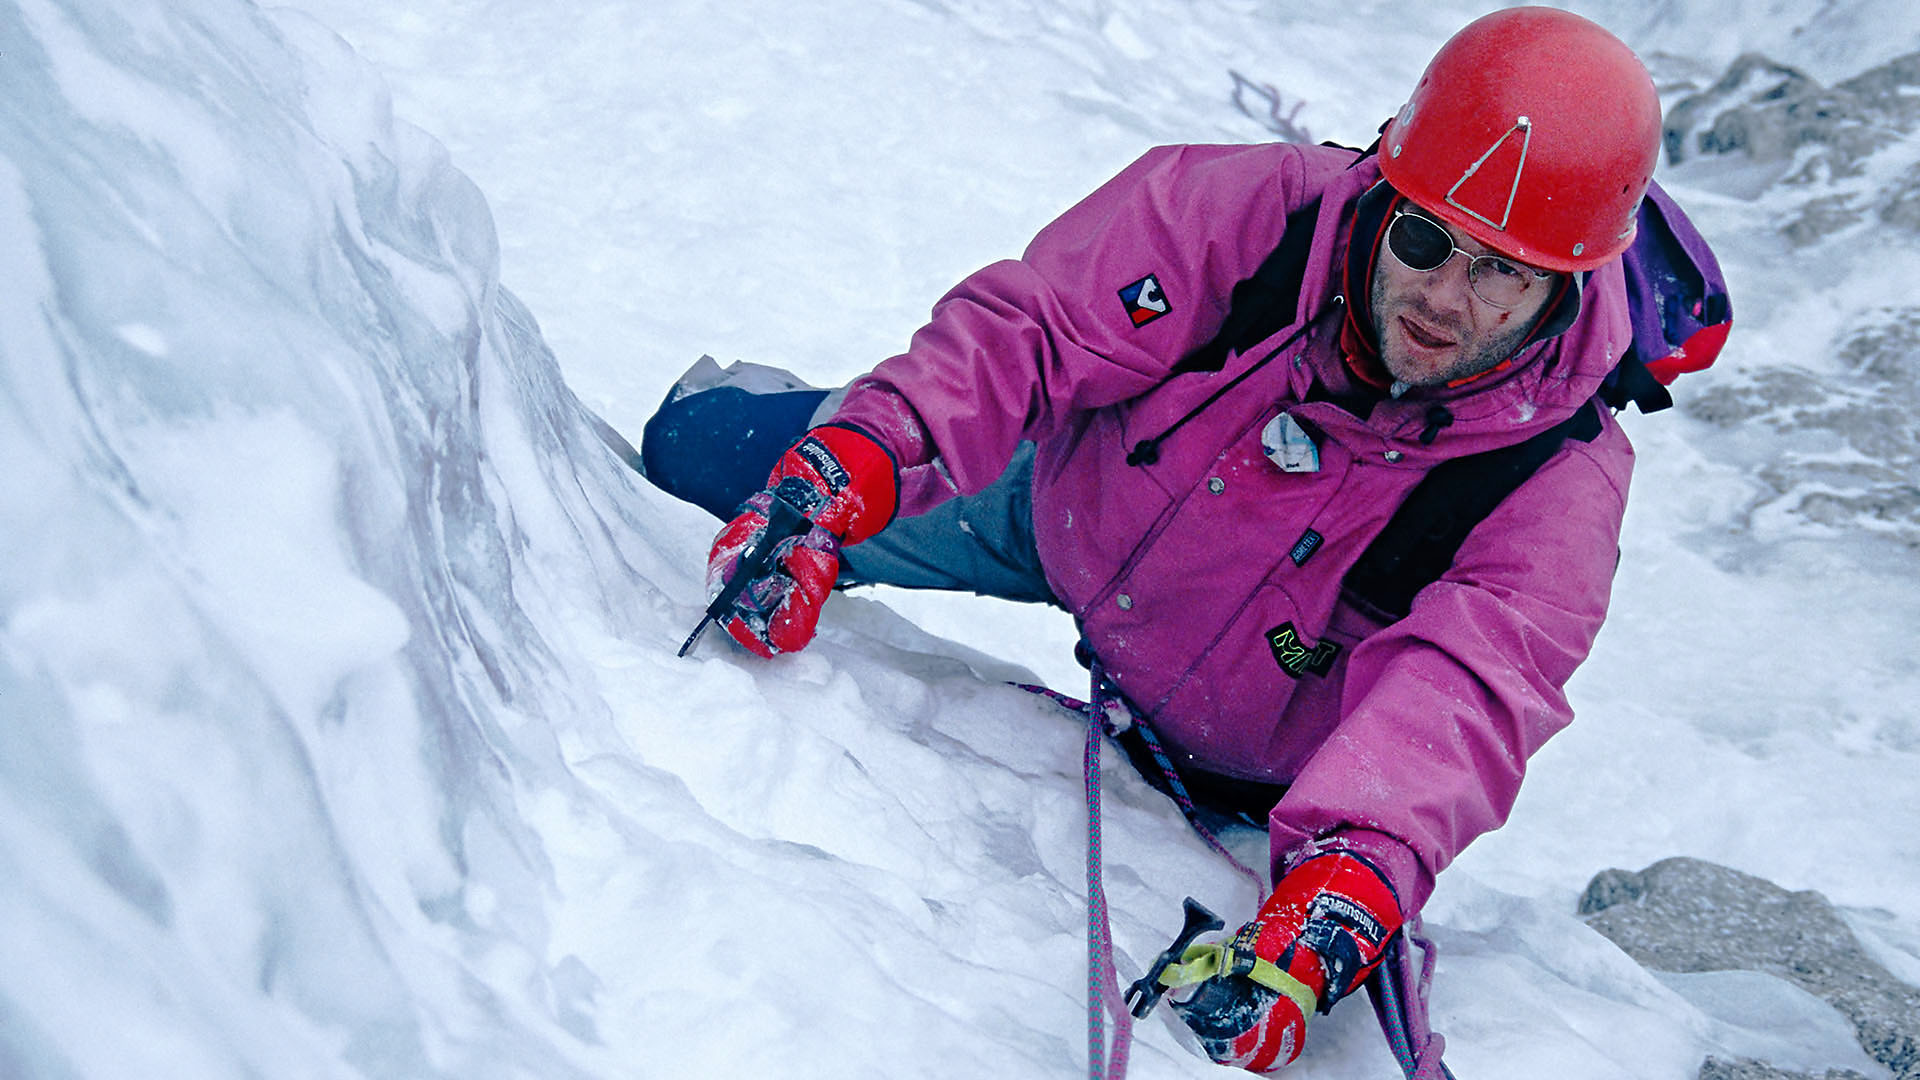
[1420,250,1477,312]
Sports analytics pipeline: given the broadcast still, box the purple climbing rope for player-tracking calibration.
[1082,686,1132,1079]
[1023,665,1265,1079]
[1370,925,1458,1080]
[1017,677,1261,887]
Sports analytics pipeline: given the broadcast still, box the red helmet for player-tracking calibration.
[1378,7,1662,273]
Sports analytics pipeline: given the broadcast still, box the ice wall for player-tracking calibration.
[0,9,1226,1078]
[0,2,676,1074]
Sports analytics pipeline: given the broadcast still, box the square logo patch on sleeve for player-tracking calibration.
[1119,274,1171,327]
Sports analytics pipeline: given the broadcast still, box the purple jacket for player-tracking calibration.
[832,143,1634,914]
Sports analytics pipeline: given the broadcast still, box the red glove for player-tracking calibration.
[1173,852,1403,1073]
[705,424,898,657]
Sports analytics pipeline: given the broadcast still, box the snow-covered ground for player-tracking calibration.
[2,1,1917,1077]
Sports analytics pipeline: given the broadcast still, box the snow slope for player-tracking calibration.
[1,1,1915,1078]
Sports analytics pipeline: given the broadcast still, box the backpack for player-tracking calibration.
[1154,172,1732,622]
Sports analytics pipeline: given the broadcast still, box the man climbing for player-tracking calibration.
[642,8,1679,1072]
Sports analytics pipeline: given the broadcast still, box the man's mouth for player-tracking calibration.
[1398,314,1456,351]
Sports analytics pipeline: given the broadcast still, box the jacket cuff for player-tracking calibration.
[821,377,935,470]
[804,423,901,543]
[1272,828,1432,920]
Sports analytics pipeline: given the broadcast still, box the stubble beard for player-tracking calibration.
[1369,273,1541,389]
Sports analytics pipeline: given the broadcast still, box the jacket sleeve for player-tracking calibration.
[829,143,1339,517]
[1267,421,1635,915]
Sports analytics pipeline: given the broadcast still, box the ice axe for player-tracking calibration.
[572,405,814,659]
[677,483,815,657]
[1124,896,1226,1018]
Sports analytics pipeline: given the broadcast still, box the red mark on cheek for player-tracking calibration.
[1497,311,1512,324]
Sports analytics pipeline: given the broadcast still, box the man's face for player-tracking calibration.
[1369,201,1560,389]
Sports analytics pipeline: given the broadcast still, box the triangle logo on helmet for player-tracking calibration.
[1444,115,1533,234]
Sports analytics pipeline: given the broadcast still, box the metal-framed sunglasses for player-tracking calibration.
[1384,206,1557,309]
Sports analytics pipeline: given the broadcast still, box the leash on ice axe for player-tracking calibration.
[1126,901,1458,1079]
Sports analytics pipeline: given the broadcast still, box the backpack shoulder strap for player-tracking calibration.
[1175,196,1325,375]
[1341,180,1724,617]
[1342,403,1603,623]
[1178,141,1381,375]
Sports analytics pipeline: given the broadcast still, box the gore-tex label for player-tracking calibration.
[1289,529,1323,567]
